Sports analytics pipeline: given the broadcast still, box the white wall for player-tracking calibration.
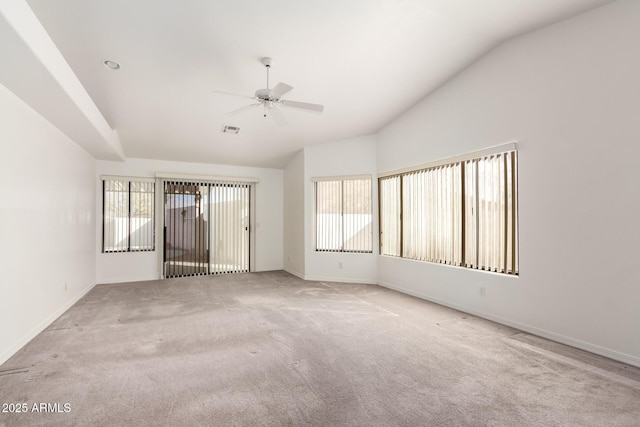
[0,83,96,365]
[96,158,283,283]
[283,150,305,278]
[377,0,640,366]
[303,135,378,284]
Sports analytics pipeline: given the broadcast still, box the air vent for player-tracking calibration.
[222,125,240,134]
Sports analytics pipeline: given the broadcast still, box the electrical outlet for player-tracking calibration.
[338,262,343,269]
[479,287,485,297]
[64,282,68,291]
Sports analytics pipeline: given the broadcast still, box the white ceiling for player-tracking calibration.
[25,0,615,168]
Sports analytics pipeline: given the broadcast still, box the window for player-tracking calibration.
[103,178,155,252]
[379,148,518,275]
[314,176,372,253]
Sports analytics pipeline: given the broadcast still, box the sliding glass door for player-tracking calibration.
[164,180,250,278]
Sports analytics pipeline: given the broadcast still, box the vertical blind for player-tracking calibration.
[163,180,250,278]
[464,152,518,274]
[210,182,250,274]
[103,178,155,252]
[379,176,401,256]
[402,163,463,265]
[379,150,518,275]
[315,177,372,253]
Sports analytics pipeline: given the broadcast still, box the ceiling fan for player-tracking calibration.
[213,57,324,125]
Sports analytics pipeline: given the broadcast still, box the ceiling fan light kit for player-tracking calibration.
[213,57,324,125]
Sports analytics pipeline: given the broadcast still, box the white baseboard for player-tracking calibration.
[305,275,376,285]
[255,266,285,273]
[378,280,640,368]
[283,267,305,280]
[97,275,160,285]
[283,268,374,285]
[0,282,96,367]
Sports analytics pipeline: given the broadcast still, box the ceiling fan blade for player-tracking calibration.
[280,100,324,113]
[269,82,293,99]
[227,103,261,116]
[269,106,287,126]
[212,90,255,100]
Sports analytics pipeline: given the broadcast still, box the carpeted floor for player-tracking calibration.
[1,271,639,426]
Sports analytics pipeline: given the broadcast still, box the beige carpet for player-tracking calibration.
[1,271,639,426]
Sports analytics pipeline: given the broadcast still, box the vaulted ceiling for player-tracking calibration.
[15,0,617,167]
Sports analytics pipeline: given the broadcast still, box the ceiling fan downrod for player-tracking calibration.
[262,57,273,118]
[262,57,272,91]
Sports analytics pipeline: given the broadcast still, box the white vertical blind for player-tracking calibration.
[103,179,154,252]
[129,181,155,251]
[209,182,250,274]
[465,151,518,274]
[378,149,518,275]
[343,179,372,252]
[315,180,342,251]
[401,163,462,265]
[379,176,401,256]
[315,178,372,253]
[103,180,128,252]
[464,160,478,268]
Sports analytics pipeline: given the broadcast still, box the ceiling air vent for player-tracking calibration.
[222,125,240,134]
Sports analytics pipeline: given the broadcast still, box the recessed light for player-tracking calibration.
[102,60,121,70]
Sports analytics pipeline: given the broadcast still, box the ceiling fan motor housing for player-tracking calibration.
[255,88,271,100]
